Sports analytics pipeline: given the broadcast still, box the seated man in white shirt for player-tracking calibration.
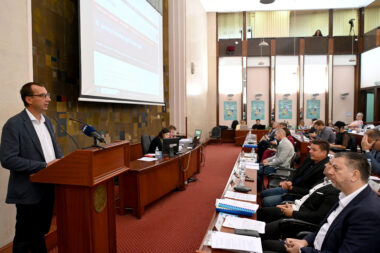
[284,152,380,253]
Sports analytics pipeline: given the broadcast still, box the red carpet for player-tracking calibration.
[115,143,241,252]
[49,143,241,252]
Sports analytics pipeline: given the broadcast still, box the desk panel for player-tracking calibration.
[118,145,201,218]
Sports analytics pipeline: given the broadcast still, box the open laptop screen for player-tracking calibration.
[194,129,202,138]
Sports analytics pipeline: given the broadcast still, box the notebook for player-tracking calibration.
[215,199,259,217]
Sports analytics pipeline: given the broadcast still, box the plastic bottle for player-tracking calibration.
[155,147,160,159]
[240,160,246,186]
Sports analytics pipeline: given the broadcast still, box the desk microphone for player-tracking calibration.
[69,118,106,144]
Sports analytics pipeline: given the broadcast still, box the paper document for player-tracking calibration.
[211,231,262,253]
[223,216,266,234]
[225,191,257,202]
[138,157,157,162]
[245,162,259,170]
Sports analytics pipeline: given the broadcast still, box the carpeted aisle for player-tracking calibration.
[115,143,241,253]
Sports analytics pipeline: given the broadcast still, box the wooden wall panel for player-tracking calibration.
[31,0,170,155]
[363,28,378,52]
[304,37,329,55]
[247,38,271,56]
[333,36,358,55]
[219,39,243,57]
[275,38,299,55]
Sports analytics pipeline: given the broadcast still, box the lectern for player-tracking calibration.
[30,141,130,253]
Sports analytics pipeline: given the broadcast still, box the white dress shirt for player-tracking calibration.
[292,178,331,211]
[313,184,368,250]
[26,109,56,163]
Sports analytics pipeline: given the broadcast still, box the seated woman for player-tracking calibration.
[313,29,323,37]
[148,128,170,153]
[348,112,364,129]
[297,119,307,130]
[236,120,248,130]
[331,121,356,152]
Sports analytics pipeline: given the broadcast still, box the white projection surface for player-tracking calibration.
[79,0,164,105]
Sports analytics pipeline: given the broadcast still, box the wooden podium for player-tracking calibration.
[30,141,130,253]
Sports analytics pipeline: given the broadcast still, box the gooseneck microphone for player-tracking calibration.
[82,124,106,143]
[69,118,106,144]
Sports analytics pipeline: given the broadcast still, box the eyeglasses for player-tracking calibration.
[29,93,51,98]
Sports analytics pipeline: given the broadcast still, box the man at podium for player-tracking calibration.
[0,82,63,253]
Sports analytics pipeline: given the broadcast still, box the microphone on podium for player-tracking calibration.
[69,118,106,144]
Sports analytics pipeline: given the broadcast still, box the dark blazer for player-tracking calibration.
[289,156,329,196]
[252,124,265,130]
[302,186,380,253]
[292,184,339,224]
[258,183,339,225]
[148,135,163,153]
[0,109,63,204]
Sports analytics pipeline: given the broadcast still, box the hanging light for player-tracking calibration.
[260,0,275,4]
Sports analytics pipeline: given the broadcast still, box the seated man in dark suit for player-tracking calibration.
[284,152,380,253]
[257,121,280,162]
[259,177,339,252]
[260,140,330,207]
[252,119,265,130]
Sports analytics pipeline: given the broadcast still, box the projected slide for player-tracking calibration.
[80,0,164,104]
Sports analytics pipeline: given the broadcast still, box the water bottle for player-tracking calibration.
[155,147,160,159]
[240,160,246,186]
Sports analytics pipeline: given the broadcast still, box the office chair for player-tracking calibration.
[141,134,152,155]
[209,126,222,144]
[278,218,319,239]
[267,152,298,188]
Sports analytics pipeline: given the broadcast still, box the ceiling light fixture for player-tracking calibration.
[260,0,275,4]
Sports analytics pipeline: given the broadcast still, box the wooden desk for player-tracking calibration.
[234,130,250,145]
[197,155,257,252]
[221,129,235,143]
[252,129,269,142]
[292,134,310,164]
[118,145,201,218]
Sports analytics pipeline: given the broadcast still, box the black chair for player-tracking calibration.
[209,126,222,144]
[278,218,319,239]
[267,152,298,188]
[141,134,152,155]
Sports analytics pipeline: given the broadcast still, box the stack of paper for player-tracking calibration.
[216,199,259,217]
[225,190,257,202]
[223,216,266,234]
[211,231,263,253]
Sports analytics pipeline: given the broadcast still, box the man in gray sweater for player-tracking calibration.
[309,120,335,144]
[257,129,295,191]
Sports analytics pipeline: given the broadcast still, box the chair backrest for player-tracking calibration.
[141,135,152,155]
[348,134,357,152]
[211,126,221,137]
[290,152,297,168]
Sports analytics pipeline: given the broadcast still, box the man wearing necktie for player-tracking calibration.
[285,152,380,253]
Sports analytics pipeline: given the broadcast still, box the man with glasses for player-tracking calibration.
[0,82,62,253]
[284,152,380,253]
[362,129,380,176]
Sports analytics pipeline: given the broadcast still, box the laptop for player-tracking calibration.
[194,129,202,139]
